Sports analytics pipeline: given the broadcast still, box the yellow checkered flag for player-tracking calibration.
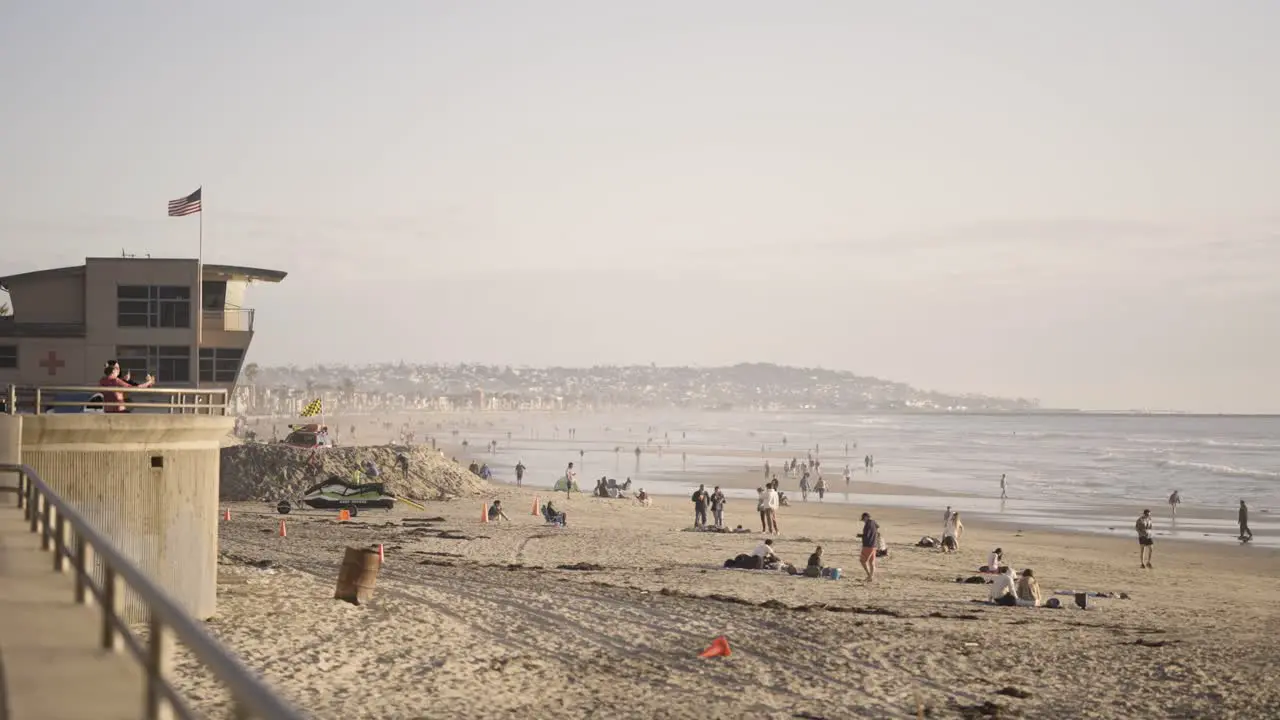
[300,398,323,418]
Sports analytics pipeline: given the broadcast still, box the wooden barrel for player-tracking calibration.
[334,546,382,605]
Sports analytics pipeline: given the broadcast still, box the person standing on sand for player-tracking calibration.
[756,487,769,533]
[515,459,526,487]
[691,484,711,528]
[843,465,852,490]
[765,484,781,534]
[1136,509,1155,569]
[1000,473,1008,500]
[564,462,577,499]
[815,474,827,501]
[1239,500,1253,541]
[859,512,880,582]
[1168,490,1181,519]
[711,486,726,529]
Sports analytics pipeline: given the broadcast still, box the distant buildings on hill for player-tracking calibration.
[229,362,1039,416]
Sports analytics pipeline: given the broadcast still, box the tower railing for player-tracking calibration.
[0,462,305,720]
[3,385,229,415]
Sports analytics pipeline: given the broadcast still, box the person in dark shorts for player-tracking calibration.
[859,512,880,582]
[1136,509,1154,569]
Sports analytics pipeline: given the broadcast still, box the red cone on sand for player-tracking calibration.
[531,496,540,516]
[223,509,231,521]
[480,504,489,523]
[278,520,287,537]
[699,636,731,658]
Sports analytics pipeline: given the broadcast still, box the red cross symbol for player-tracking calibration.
[38,350,65,376]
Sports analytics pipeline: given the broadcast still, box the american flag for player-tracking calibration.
[167,187,202,217]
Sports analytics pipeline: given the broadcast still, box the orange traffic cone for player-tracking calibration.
[377,543,385,563]
[278,520,287,538]
[223,509,231,521]
[480,504,489,523]
[338,509,351,521]
[699,636,731,659]
[531,496,540,516]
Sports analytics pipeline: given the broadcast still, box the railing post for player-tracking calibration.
[5,384,14,414]
[101,565,125,651]
[34,388,42,415]
[16,471,26,509]
[29,489,41,532]
[145,614,175,720]
[75,534,95,605]
[53,513,69,571]
[41,501,54,550]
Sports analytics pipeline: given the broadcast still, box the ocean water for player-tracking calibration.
[451,411,1279,546]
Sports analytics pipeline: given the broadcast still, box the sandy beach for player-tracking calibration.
[184,447,1280,719]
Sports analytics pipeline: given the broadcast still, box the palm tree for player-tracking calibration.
[243,362,260,385]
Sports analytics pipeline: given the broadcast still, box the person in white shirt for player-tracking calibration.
[563,462,577,499]
[750,539,777,560]
[989,566,1018,605]
[765,484,781,534]
[985,548,1004,573]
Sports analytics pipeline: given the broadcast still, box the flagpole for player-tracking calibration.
[195,185,203,391]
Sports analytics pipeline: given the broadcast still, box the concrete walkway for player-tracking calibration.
[0,500,145,720]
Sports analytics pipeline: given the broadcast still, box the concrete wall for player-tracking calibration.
[18,413,232,620]
[0,415,19,492]
[85,258,199,352]
[5,274,85,324]
[0,337,93,387]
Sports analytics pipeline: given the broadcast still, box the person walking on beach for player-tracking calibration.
[515,459,526,487]
[815,474,827,501]
[799,473,810,502]
[1239,500,1253,542]
[1168,490,1181,519]
[1136,509,1155,569]
[1000,473,1008,500]
[859,512,880,582]
[843,465,852,490]
[710,486,726,529]
[691,485,711,528]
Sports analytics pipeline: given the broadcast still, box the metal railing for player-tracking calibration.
[202,308,255,332]
[0,463,306,720]
[3,385,229,416]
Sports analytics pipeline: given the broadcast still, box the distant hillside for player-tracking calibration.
[234,362,1038,414]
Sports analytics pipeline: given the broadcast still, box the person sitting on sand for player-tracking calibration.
[804,545,825,577]
[989,566,1018,606]
[941,511,964,553]
[542,501,566,526]
[751,538,779,563]
[983,548,1005,573]
[1016,568,1042,607]
[487,500,509,522]
[636,489,651,507]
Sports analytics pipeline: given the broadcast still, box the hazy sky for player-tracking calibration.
[2,2,1278,412]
